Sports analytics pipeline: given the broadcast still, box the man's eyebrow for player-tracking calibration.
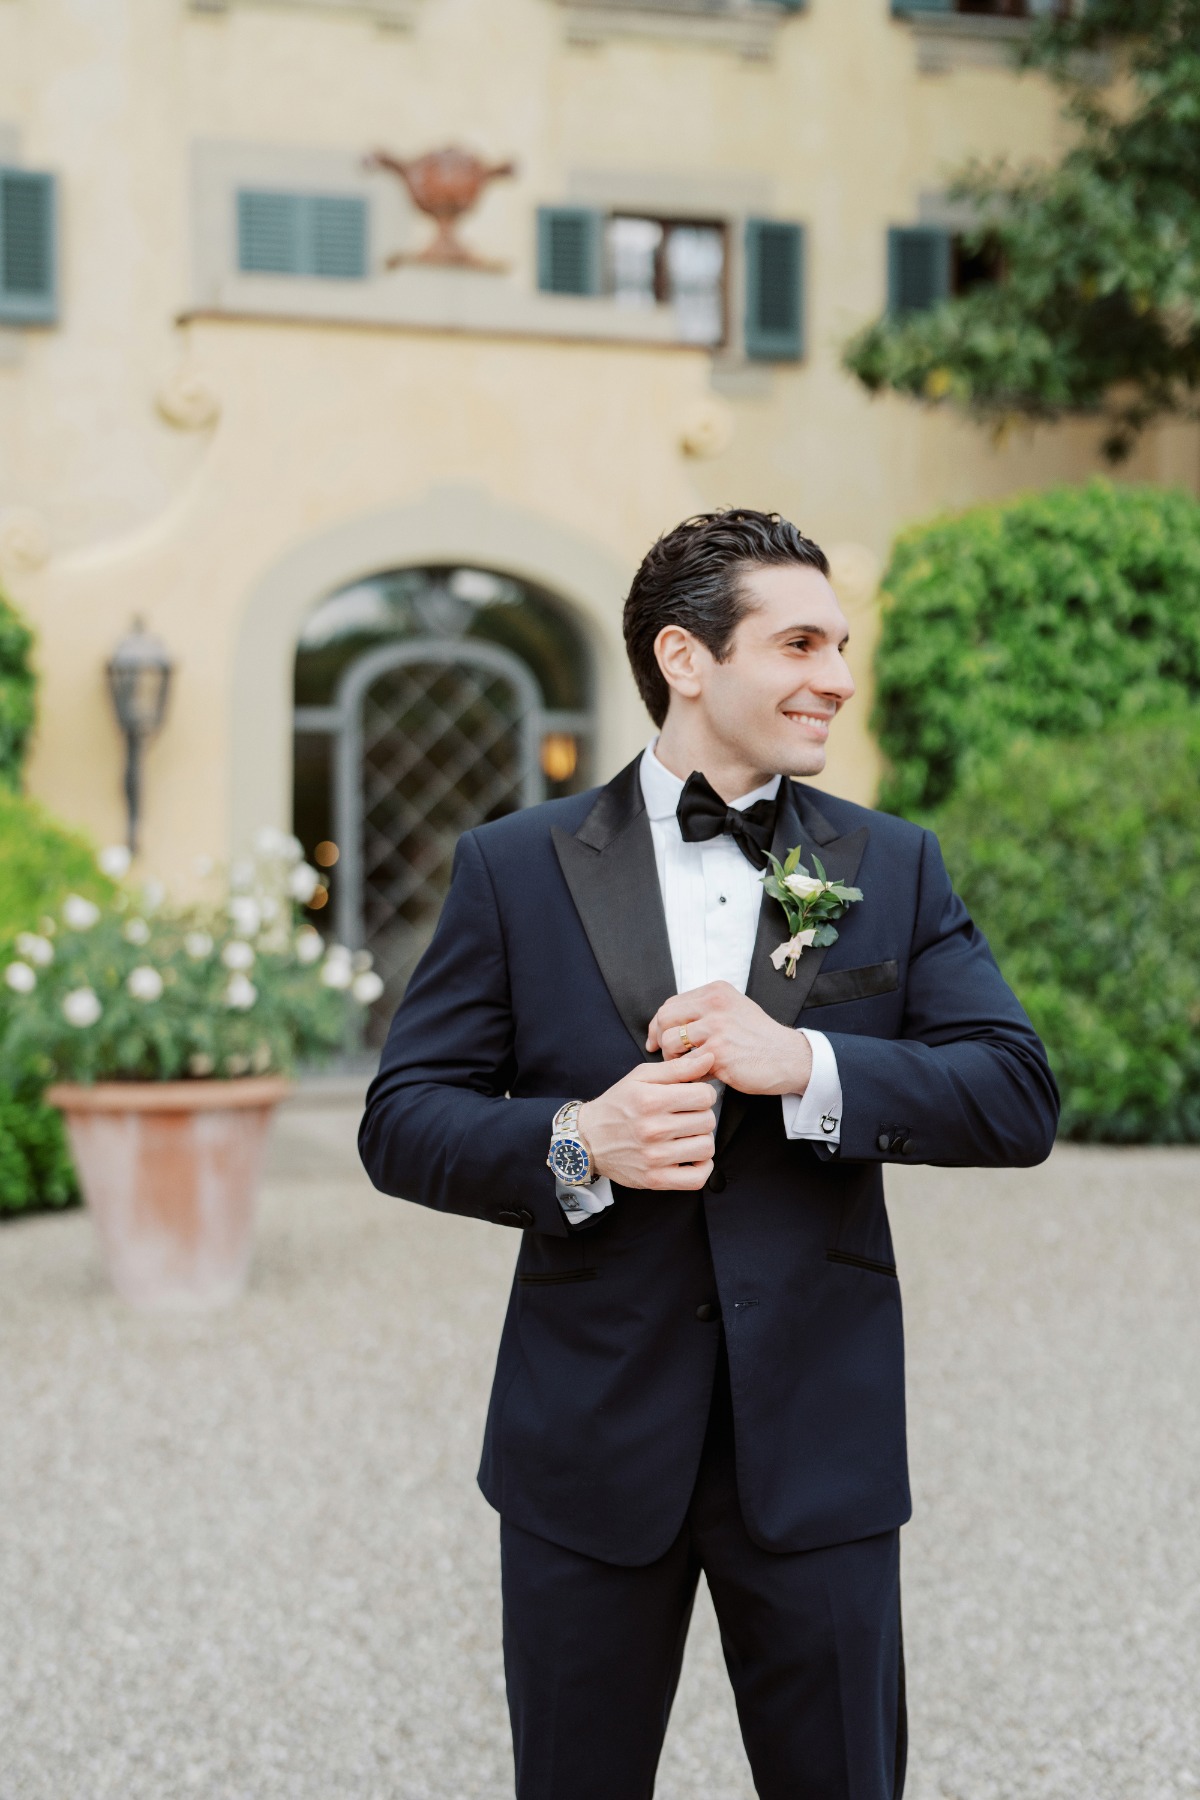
[768,622,851,648]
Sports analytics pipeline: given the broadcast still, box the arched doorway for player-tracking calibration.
[293,564,593,1031]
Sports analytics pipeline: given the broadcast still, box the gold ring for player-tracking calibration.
[679,1023,694,1053]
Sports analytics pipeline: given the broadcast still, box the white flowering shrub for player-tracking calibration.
[2,835,371,1084]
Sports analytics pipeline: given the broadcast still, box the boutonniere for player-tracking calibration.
[761,847,863,978]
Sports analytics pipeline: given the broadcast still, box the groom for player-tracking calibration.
[359,509,1058,1799]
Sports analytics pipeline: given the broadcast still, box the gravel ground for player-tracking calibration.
[1,1091,1198,1800]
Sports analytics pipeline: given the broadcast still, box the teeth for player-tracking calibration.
[791,713,828,726]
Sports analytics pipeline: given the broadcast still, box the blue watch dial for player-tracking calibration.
[551,1139,590,1184]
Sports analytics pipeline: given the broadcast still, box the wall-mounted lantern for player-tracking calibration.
[105,619,174,855]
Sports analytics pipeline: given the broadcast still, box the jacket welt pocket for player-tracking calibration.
[805,959,899,1009]
[518,1268,599,1286]
[826,1248,898,1280]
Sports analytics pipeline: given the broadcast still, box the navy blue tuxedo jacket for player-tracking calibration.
[359,756,1058,1567]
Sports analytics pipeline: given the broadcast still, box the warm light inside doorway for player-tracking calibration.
[541,733,578,783]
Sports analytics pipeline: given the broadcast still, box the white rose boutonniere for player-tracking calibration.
[761,846,864,978]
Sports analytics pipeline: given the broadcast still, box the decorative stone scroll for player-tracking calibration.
[0,507,51,576]
[155,367,222,431]
[679,395,735,460]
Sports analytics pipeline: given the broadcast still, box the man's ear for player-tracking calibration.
[654,625,705,704]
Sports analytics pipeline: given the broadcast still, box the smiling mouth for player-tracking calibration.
[783,710,834,735]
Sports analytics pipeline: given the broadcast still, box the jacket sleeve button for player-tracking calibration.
[876,1132,891,1153]
[900,1139,914,1156]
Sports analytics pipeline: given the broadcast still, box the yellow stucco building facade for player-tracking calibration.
[2,0,1197,987]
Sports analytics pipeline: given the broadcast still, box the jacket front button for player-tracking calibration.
[695,1300,720,1323]
[706,1168,727,1192]
[876,1132,890,1153]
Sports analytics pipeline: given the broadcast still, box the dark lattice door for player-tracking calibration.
[335,641,544,1029]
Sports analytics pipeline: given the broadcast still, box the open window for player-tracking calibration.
[887,225,1003,316]
[537,206,727,346]
[537,206,805,361]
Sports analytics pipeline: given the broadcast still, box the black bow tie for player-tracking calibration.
[676,770,779,871]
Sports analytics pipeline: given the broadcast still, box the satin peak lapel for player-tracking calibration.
[551,757,677,1062]
[717,782,869,1155]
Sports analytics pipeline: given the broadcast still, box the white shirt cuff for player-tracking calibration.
[557,1175,615,1225]
[780,1029,842,1146]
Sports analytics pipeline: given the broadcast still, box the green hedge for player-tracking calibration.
[875,481,1200,816]
[0,791,111,1215]
[0,584,36,791]
[932,711,1200,1144]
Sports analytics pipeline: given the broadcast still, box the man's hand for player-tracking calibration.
[577,1048,718,1191]
[647,982,812,1098]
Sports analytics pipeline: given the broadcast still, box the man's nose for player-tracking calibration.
[813,646,856,705]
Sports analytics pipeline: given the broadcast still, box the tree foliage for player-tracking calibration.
[873,479,1200,816]
[933,709,1200,1143]
[844,1,1200,459]
[0,584,36,790]
[0,790,112,1214]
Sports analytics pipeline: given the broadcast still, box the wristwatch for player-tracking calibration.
[546,1100,599,1188]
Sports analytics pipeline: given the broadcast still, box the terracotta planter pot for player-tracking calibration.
[47,1077,291,1310]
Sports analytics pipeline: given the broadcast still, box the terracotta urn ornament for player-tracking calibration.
[3,831,380,1310]
[48,1077,290,1309]
[365,146,516,270]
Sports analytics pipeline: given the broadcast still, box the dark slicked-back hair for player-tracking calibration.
[622,508,830,727]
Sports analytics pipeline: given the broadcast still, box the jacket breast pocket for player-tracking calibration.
[804,959,898,1010]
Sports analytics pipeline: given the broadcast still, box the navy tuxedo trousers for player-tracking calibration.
[502,1335,906,1800]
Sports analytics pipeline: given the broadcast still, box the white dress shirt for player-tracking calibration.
[557,743,843,1223]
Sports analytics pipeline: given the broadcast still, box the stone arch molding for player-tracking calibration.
[229,484,634,855]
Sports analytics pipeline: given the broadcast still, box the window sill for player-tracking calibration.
[558,0,796,61]
[187,0,419,28]
[179,271,713,353]
[906,13,1110,79]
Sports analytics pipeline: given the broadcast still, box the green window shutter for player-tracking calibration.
[238,190,305,274]
[891,1,953,15]
[0,168,58,325]
[238,190,368,279]
[887,226,952,316]
[537,207,603,296]
[744,218,805,362]
[310,196,368,279]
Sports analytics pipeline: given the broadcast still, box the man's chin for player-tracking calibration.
[777,745,827,781]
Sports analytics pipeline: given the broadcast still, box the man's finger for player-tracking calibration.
[656,1106,717,1138]
[637,1047,714,1082]
[646,988,713,1051]
[659,1020,705,1061]
[654,1133,716,1166]
[657,1081,717,1113]
[653,1158,715,1192]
